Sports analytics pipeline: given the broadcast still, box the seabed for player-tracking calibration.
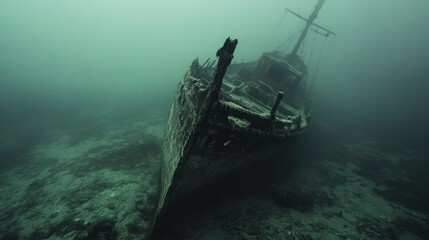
[0,113,428,240]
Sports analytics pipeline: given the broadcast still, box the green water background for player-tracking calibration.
[1,0,429,148]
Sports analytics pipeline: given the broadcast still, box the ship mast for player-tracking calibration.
[291,0,326,56]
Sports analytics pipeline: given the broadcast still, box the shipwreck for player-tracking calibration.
[148,0,335,238]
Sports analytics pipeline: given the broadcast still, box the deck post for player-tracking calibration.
[208,37,238,104]
[270,91,284,121]
[147,38,238,240]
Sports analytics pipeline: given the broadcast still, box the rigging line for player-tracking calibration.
[304,30,318,92]
[310,35,336,96]
[275,32,294,52]
[270,10,288,49]
[300,33,307,60]
[303,26,317,63]
[307,35,328,98]
[321,34,336,65]
[281,21,304,53]
[283,33,294,49]
[284,27,302,52]
[308,27,318,70]
[277,10,287,28]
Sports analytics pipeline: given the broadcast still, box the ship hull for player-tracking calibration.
[148,38,308,238]
[149,62,286,239]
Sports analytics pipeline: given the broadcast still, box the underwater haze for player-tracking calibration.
[1,0,429,239]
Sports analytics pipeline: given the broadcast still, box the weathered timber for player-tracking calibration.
[147,37,238,240]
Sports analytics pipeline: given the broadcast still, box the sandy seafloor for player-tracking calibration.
[0,112,428,240]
